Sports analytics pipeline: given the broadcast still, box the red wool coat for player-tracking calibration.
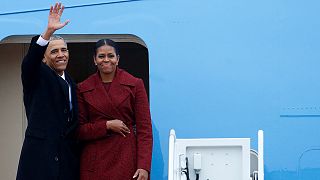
[77,69,153,180]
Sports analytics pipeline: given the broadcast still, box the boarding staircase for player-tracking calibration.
[168,130,264,180]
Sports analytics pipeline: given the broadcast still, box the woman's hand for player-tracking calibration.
[106,119,130,137]
[133,169,148,180]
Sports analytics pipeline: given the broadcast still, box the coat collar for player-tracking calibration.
[79,68,136,92]
[78,68,137,119]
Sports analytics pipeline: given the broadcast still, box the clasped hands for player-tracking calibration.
[106,119,130,137]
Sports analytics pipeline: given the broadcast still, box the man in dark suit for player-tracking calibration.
[16,3,79,180]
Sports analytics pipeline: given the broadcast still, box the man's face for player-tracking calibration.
[43,39,69,75]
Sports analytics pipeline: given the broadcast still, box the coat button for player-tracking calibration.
[64,109,68,113]
[54,156,59,161]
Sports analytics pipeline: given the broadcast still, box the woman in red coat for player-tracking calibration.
[77,39,153,180]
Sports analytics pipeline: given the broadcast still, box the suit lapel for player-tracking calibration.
[58,77,68,98]
[44,65,69,103]
[56,74,70,112]
[64,73,79,136]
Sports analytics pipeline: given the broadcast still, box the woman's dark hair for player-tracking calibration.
[94,39,120,56]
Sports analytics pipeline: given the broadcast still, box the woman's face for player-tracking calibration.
[94,44,119,75]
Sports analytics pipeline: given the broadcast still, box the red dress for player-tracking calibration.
[77,68,153,180]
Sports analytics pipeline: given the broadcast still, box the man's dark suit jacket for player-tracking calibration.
[16,36,79,180]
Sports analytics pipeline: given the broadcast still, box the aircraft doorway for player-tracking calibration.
[0,34,149,180]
